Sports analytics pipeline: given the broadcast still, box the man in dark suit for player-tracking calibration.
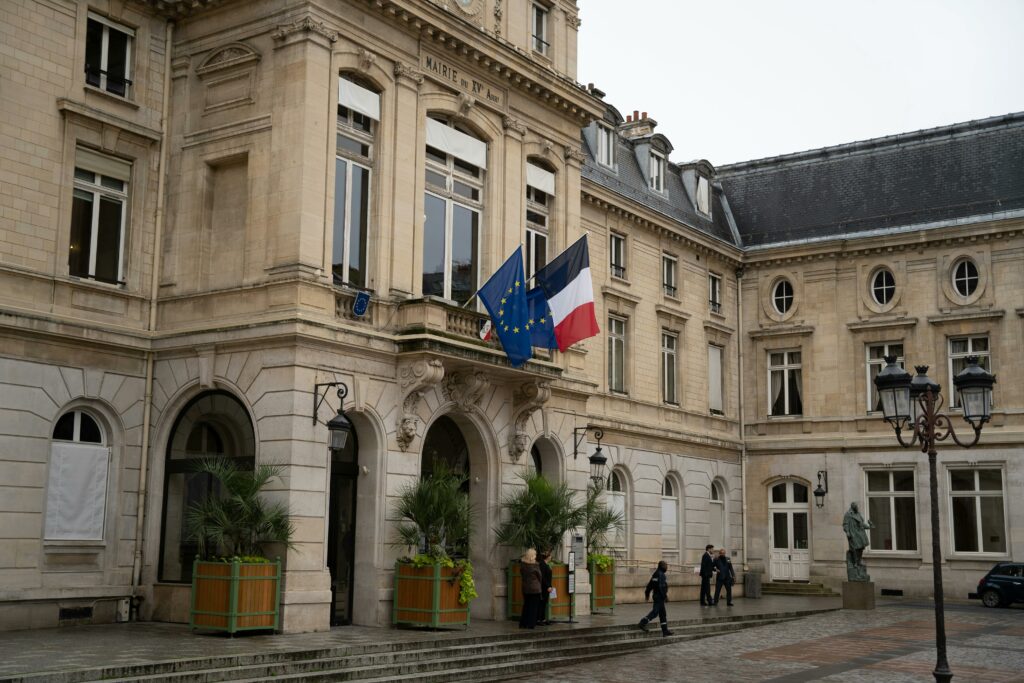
[713,548,736,606]
[699,544,716,606]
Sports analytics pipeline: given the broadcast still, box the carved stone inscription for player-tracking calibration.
[421,52,505,108]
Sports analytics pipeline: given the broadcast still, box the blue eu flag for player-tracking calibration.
[527,287,558,350]
[478,249,532,367]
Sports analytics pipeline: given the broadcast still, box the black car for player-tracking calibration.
[971,562,1024,608]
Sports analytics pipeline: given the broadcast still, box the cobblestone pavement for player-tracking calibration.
[0,596,835,679]
[498,601,1024,683]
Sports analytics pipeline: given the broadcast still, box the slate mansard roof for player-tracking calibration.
[719,112,1024,248]
[581,111,1024,251]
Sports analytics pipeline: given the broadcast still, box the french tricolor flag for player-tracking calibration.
[530,235,600,352]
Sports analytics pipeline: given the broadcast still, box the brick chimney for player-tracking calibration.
[619,110,657,139]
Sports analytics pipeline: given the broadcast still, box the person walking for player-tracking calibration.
[518,548,543,629]
[638,560,674,637]
[537,549,553,625]
[699,544,716,607]
[713,548,735,606]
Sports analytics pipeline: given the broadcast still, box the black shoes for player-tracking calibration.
[662,630,674,637]
[638,619,649,632]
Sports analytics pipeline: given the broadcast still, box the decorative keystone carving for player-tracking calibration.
[566,13,582,30]
[457,92,476,116]
[502,115,527,136]
[541,139,555,157]
[509,380,551,462]
[357,47,376,74]
[272,17,339,45]
[564,145,586,164]
[393,61,424,86]
[494,0,503,38]
[396,359,445,451]
[442,370,490,413]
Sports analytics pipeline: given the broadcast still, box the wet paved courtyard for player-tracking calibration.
[499,601,1024,682]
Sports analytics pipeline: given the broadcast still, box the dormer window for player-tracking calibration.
[531,3,550,56]
[696,175,711,216]
[649,151,665,192]
[597,124,615,167]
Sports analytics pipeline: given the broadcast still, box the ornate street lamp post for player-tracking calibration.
[873,356,995,683]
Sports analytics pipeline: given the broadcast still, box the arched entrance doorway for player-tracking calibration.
[420,413,494,619]
[768,480,810,581]
[327,427,358,625]
[158,391,255,584]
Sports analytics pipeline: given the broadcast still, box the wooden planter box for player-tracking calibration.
[392,561,470,629]
[190,558,280,634]
[506,561,574,621]
[589,561,616,613]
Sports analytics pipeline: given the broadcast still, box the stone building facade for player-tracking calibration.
[0,0,1020,634]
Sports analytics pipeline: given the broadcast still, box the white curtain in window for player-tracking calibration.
[708,345,723,412]
[425,118,487,169]
[44,442,109,540]
[526,162,555,195]
[661,496,678,549]
[607,490,625,548]
[339,76,380,121]
[696,176,711,214]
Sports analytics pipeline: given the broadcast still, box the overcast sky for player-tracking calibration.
[577,0,1024,165]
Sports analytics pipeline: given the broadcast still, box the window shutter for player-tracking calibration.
[425,118,487,169]
[339,76,380,121]
[45,443,109,540]
[708,345,723,412]
[526,162,555,195]
[76,147,132,182]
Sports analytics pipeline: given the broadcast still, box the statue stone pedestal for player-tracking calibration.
[842,581,875,610]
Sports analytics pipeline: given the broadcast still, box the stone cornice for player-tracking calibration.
[703,320,736,336]
[654,305,691,326]
[846,317,919,332]
[926,309,1006,325]
[748,324,815,340]
[582,188,744,267]
[57,98,162,143]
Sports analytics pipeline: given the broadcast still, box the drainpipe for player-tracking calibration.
[131,19,174,597]
[736,266,748,571]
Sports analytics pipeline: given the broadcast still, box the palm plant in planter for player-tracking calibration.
[391,461,477,629]
[495,472,586,620]
[185,458,293,634]
[584,482,624,613]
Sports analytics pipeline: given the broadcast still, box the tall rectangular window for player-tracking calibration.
[866,470,917,551]
[662,331,677,404]
[525,163,553,280]
[531,3,549,56]
[708,344,724,415]
[610,233,626,279]
[950,468,1006,554]
[867,343,904,412]
[662,253,677,297]
[334,77,378,288]
[949,336,990,408]
[423,117,485,304]
[85,13,134,97]
[608,316,626,393]
[768,350,802,416]
[70,148,130,284]
[597,124,615,167]
[709,273,722,314]
[649,151,665,192]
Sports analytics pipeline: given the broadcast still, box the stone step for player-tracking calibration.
[12,613,809,683]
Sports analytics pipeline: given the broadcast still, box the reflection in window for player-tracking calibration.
[769,350,802,416]
[950,468,1005,554]
[866,469,917,551]
[334,76,377,288]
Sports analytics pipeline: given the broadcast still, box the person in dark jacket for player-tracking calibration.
[519,548,543,629]
[537,549,553,625]
[638,560,674,637]
[713,548,736,606]
[699,544,716,606]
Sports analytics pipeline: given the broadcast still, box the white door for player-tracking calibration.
[768,481,811,582]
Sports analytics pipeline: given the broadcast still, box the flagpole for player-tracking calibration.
[461,291,480,309]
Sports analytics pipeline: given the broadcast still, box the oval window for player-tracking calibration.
[952,258,978,297]
[871,268,895,305]
[772,279,794,314]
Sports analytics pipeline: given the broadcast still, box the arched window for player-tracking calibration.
[529,443,542,475]
[709,479,726,548]
[605,469,627,552]
[46,410,109,540]
[423,116,486,305]
[661,476,679,558]
[159,391,255,582]
[334,74,379,289]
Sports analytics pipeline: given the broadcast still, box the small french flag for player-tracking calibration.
[530,235,600,352]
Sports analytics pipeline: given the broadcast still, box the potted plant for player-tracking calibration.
[585,482,624,613]
[391,461,477,629]
[185,458,293,634]
[495,472,586,621]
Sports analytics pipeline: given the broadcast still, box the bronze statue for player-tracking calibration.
[843,502,874,582]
